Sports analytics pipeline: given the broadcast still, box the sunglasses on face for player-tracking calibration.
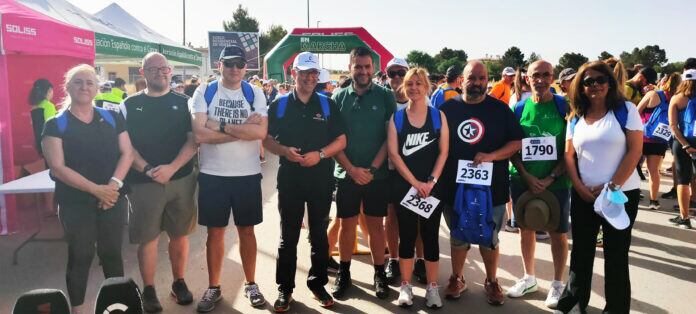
[223,60,246,69]
[144,66,172,74]
[388,69,407,79]
[582,75,609,87]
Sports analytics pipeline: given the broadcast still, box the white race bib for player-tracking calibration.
[522,136,557,161]
[102,102,120,112]
[652,122,672,141]
[400,187,440,219]
[456,160,493,186]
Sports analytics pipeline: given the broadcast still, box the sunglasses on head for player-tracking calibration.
[582,75,608,87]
[388,69,407,79]
[223,60,246,69]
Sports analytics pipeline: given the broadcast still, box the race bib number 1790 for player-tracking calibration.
[522,136,556,161]
[456,160,493,186]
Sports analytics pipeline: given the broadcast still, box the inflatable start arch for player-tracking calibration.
[263,27,394,81]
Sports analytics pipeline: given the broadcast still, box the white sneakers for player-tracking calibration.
[507,276,566,309]
[545,280,565,309]
[398,282,413,307]
[425,283,442,309]
[397,282,443,309]
[506,276,538,297]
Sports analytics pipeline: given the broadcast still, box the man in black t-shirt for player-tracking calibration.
[438,61,523,306]
[119,52,199,313]
[263,52,346,312]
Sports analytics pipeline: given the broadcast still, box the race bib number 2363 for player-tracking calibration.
[456,160,493,186]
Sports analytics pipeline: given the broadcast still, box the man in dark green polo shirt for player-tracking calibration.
[331,47,397,300]
[263,51,346,312]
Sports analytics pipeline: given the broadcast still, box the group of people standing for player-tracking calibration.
[35,42,696,314]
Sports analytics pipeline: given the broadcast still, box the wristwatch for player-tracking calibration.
[427,176,438,183]
[142,164,153,174]
[368,166,377,174]
[219,120,227,133]
[549,172,558,180]
[682,143,692,150]
[319,149,326,159]
[608,181,621,191]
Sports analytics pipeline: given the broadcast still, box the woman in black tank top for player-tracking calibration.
[387,68,449,308]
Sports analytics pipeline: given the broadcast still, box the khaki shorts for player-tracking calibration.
[128,172,197,244]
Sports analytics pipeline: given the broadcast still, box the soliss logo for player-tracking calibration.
[74,37,93,46]
[5,24,37,36]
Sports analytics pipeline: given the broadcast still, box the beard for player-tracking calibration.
[466,85,485,98]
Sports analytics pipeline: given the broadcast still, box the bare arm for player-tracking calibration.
[669,94,692,149]
[192,112,239,144]
[636,91,659,114]
[431,111,449,179]
[473,140,522,164]
[150,132,198,184]
[112,131,135,181]
[205,113,268,141]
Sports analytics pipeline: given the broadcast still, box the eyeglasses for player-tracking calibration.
[143,66,172,74]
[582,75,609,87]
[352,95,363,111]
[223,60,246,69]
[388,69,407,79]
[297,69,320,77]
[530,72,553,80]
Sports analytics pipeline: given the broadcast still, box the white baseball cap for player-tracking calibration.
[293,52,321,71]
[386,57,409,71]
[593,185,630,230]
[683,69,696,81]
[502,67,516,76]
[318,69,331,84]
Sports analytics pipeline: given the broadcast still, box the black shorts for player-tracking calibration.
[198,173,263,227]
[672,140,696,185]
[336,178,389,218]
[643,142,668,156]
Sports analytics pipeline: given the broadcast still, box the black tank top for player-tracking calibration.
[396,110,440,182]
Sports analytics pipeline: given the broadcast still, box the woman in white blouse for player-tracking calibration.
[558,61,643,314]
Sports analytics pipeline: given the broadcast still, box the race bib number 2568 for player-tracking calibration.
[456,160,493,186]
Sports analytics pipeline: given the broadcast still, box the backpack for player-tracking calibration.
[643,91,672,143]
[55,106,116,134]
[680,97,696,140]
[204,80,256,111]
[513,94,568,121]
[568,100,629,136]
[276,93,330,119]
[394,106,442,134]
[450,183,495,247]
[430,86,454,109]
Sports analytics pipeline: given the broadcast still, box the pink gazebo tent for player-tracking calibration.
[0,0,94,234]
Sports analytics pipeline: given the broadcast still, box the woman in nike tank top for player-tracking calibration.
[387,68,449,308]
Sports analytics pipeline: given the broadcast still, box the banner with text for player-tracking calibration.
[208,31,260,70]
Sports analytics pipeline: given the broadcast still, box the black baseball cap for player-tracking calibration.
[219,45,246,62]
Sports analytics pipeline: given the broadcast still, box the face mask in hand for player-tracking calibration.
[607,189,628,204]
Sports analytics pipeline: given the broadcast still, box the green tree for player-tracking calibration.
[526,52,541,65]
[598,51,614,60]
[558,52,589,70]
[434,47,467,64]
[484,60,504,81]
[436,57,465,75]
[222,5,259,32]
[260,24,287,56]
[501,46,525,69]
[619,45,668,68]
[406,50,437,73]
[656,62,685,75]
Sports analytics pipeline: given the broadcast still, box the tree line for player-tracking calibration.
[408,45,679,81]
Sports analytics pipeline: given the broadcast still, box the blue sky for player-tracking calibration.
[68,0,694,70]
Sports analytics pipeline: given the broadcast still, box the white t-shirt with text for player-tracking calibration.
[566,101,643,191]
[191,80,267,177]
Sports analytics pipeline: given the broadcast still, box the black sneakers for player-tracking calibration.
[273,291,293,312]
[244,282,266,307]
[171,279,193,305]
[385,259,400,284]
[662,188,677,199]
[331,270,352,298]
[648,200,660,210]
[374,271,390,299]
[669,215,692,229]
[311,287,335,308]
[142,285,162,313]
[413,259,427,284]
[196,286,222,313]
